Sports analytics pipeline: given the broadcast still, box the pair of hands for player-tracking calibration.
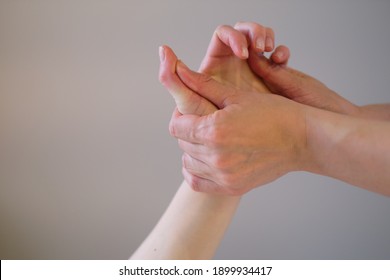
[159,22,359,195]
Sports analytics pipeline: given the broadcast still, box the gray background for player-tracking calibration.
[0,0,389,259]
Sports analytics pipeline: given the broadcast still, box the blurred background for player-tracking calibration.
[0,0,389,259]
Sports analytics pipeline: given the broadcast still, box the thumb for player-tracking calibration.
[159,45,217,116]
[176,61,237,109]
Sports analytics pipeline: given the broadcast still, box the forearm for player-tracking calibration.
[357,103,390,121]
[130,180,241,259]
[304,106,390,196]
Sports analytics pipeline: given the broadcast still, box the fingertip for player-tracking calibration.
[255,38,265,53]
[265,37,274,52]
[271,45,290,64]
[264,27,275,52]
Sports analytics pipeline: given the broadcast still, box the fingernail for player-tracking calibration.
[256,38,264,51]
[242,47,249,58]
[265,37,274,50]
[159,46,165,63]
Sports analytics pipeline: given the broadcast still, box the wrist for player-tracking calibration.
[283,102,315,174]
[353,104,390,121]
[299,105,354,176]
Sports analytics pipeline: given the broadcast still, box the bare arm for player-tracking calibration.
[357,103,390,121]
[130,45,239,259]
[169,60,390,197]
[304,106,390,196]
[130,181,240,259]
[131,23,283,259]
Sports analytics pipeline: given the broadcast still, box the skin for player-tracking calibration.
[169,23,390,196]
[131,23,286,259]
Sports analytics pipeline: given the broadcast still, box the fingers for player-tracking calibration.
[247,46,296,96]
[159,45,217,116]
[182,153,214,180]
[176,60,237,109]
[182,168,224,194]
[270,45,290,65]
[234,21,275,53]
[182,164,242,196]
[169,108,212,144]
[178,139,209,159]
[204,25,249,60]
[247,45,291,80]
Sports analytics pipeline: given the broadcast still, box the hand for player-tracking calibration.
[170,62,307,195]
[159,23,289,116]
[198,23,288,93]
[225,22,360,115]
[159,45,217,116]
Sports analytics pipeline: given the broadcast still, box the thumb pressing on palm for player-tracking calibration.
[159,45,217,116]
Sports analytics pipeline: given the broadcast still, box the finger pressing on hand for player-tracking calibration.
[175,60,237,109]
[182,153,214,181]
[169,108,211,144]
[159,45,217,116]
[234,21,274,53]
[211,25,250,59]
[178,139,209,160]
[182,167,225,195]
[270,45,290,65]
[247,46,294,94]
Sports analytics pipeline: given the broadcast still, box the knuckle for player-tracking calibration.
[266,27,275,37]
[220,172,236,188]
[211,154,229,170]
[204,130,221,149]
[219,170,248,196]
[234,21,243,28]
[189,176,202,192]
[204,117,225,147]
[183,167,205,193]
[158,69,171,87]
[215,24,229,33]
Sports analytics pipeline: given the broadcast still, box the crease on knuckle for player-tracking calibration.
[189,175,202,192]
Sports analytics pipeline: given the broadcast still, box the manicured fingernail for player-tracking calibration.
[256,38,264,51]
[159,46,165,63]
[265,37,274,50]
[242,47,249,58]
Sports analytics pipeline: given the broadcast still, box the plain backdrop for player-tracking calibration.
[0,0,389,259]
